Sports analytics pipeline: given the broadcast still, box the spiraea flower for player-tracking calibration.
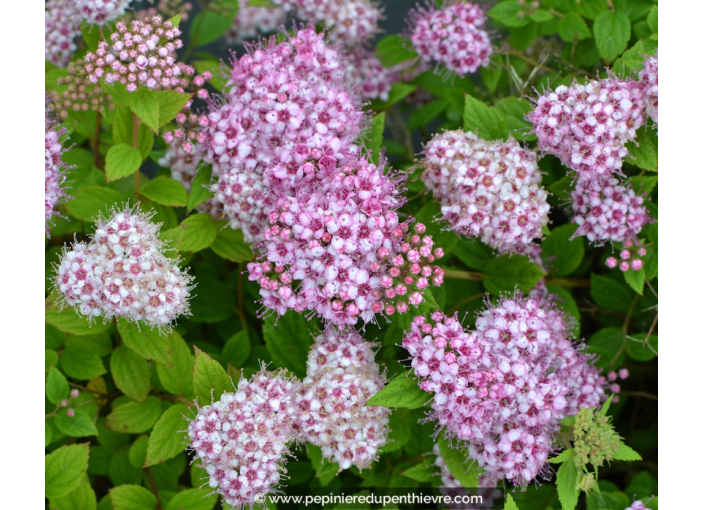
[422,130,550,253]
[247,158,444,326]
[605,239,648,271]
[203,26,366,243]
[84,15,190,92]
[527,79,645,184]
[45,111,71,235]
[407,1,492,76]
[402,295,605,486]
[570,177,651,245]
[343,47,398,102]
[77,0,132,26]
[48,59,116,119]
[626,500,653,510]
[54,205,194,329]
[45,0,83,67]
[187,368,299,509]
[226,0,287,43]
[639,54,658,125]
[295,327,390,470]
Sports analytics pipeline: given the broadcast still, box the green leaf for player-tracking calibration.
[210,228,254,263]
[46,349,60,373]
[190,9,238,47]
[106,397,163,434]
[187,165,214,213]
[139,177,188,207]
[370,83,417,110]
[367,112,385,164]
[365,371,429,409]
[483,255,546,295]
[626,333,658,362]
[613,442,643,461]
[161,214,219,253]
[145,404,189,467]
[189,274,235,323]
[593,10,631,62]
[588,327,626,370]
[129,435,149,468]
[556,458,580,510]
[51,477,97,510]
[193,346,232,404]
[46,307,113,336]
[222,330,252,368]
[109,484,157,510]
[545,284,581,337]
[577,0,609,20]
[113,106,154,160]
[154,90,192,127]
[66,186,126,222]
[530,9,553,22]
[263,313,316,379]
[105,82,132,107]
[623,269,646,295]
[55,409,99,437]
[46,366,69,404]
[453,237,494,271]
[130,87,160,133]
[509,22,539,51]
[548,448,574,464]
[558,13,592,42]
[414,201,459,255]
[488,1,531,28]
[620,41,655,73]
[375,35,418,67]
[647,5,657,33]
[437,435,482,487]
[111,346,152,402]
[307,444,338,486]
[60,343,107,380]
[463,94,508,141]
[108,447,143,486]
[480,63,502,94]
[166,488,217,510]
[548,175,574,200]
[117,319,172,366]
[381,409,412,452]
[106,144,142,181]
[626,128,658,172]
[493,96,535,142]
[157,331,195,397]
[541,224,585,276]
[590,274,634,313]
[45,443,90,499]
[400,462,436,483]
[505,493,520,510]
[409,99,449,130]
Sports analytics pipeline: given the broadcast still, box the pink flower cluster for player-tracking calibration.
[626,500,652,510]
[54,206,194,329]
[527,79,646,184]
[247,158,445,326]
[45,111,71,235]
[187,368,298,510]
[77,0,132,25]
[639,54,658,125]
[605,240,648,272]
[203,27,365,243]
[422,130,550,253]
[295,328,390,470]
[84,16,189,92]
[226,0,288,43]
[408,1,492,77]
[343,47,398,102]
[571,177,651,245]
[402,295,605,486]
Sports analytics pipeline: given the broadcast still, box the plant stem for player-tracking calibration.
[441,269,485,281]
[144,467,163,510]
[132,112,141,193]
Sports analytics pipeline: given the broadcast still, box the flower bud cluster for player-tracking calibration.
[45,111,71,235]
[605,239,648,272]
[407,1,492,76]
[247,159,445,326]
[295,327,390,470]
[187,368,299,510]
[54,206,194,329]
[226,0,288,43]
[639,54,658,125]
[84,16,190,93]
[49,60,115,119]
[422,130,550,253]
[572,406,621,469]
[571,178,651,245]
[402,295,605,486]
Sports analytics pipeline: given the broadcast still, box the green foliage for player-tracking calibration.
[111,346,151,402]
[483,254,546,294]
[193,346,232,403]
[541,225,585,277]
[139,177,188,207]
[263,313,316,379]
[46,443,90,499]
[66,186,125,221]
[161,214,220,253]
[105,144,142,181]
[365,371,429,409]
[593,10,631,62]
[117,319,172,366]
[210,228,253,262]
[463,94,508,141]
[106,397,163,434]
[145,404,190,467]
[187,166,215,213]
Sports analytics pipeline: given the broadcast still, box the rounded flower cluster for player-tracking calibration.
[344,47,397,102]
[49,59,115,119]
[135,0,193,22]
[572,406,621,469]
[408,1,492,76]
[527,79,645,184]
[77,0,131,26]
[203,27,366,243]
[605,239,648,272]
[45,112,71,235]
[422,130,550,253]
[295,327,390,470]
[226,0,287,43]
[402,295,605,486]
[84,16,188,92]
[248,158,444,326]
[626,500,652,510]
[639,54,658,125]
[571,177,651,245]
[54,206,194,329]
[187,369,298,509]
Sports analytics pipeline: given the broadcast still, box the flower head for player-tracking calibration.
[639,54,658,125]
[45,110,71,235]
[226,0,287,43]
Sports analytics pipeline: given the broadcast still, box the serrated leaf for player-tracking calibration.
[488,1,531,28]
[55,409,99,437]
[307,444,338,486]
[493,97,534,141]
[381,409,412,452]
[613,442,643,461]
[161,214,219,253]
[106,144,142,181]
[106,396,162,434]
[437,435,482,487]
[464,94,508,141]
[370,83,417,110]
[588,327,626,370]
[193,346,231,404]
[548,175,574,200]
[623,269,646,295]
[647,6,657,33]
[365,371,429,409]
[505,493,519,510]
[409,99,448,130]
[139,176,188,207]
[46,349,60,373]
[157,331,195,397]
[190,9,238,47]
[210,228,253,262]
[483,255,546,295]
[108,447,143,486]
[129,435,149,468]
[594,10,631,62]
[263,313,315,379]
[155,90,192,127]
[166,488,217,510]
[222,330,251,368]
[590,274,634,313]
[375,35,418,67]
[400,462,436,483]
[66,186,125,221]
[453,237,495,271]
[111,346,151,402]
[626,128,658,172]
[45,306,113,335]
[45,443,90,499]
[367,112,385,164]
[60,343,107,380]
[117,319,172,366]
[109,484,157,510]
[626,333,658,362]
[548,448,574,464]
[556,458,580,510]
[558,13,592,42]
[542,224,585,276]
[50,477,97,510]
[46,366,69,404]
[145,404,189,467]
[187,165,214,213]
[130,87,160,133]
